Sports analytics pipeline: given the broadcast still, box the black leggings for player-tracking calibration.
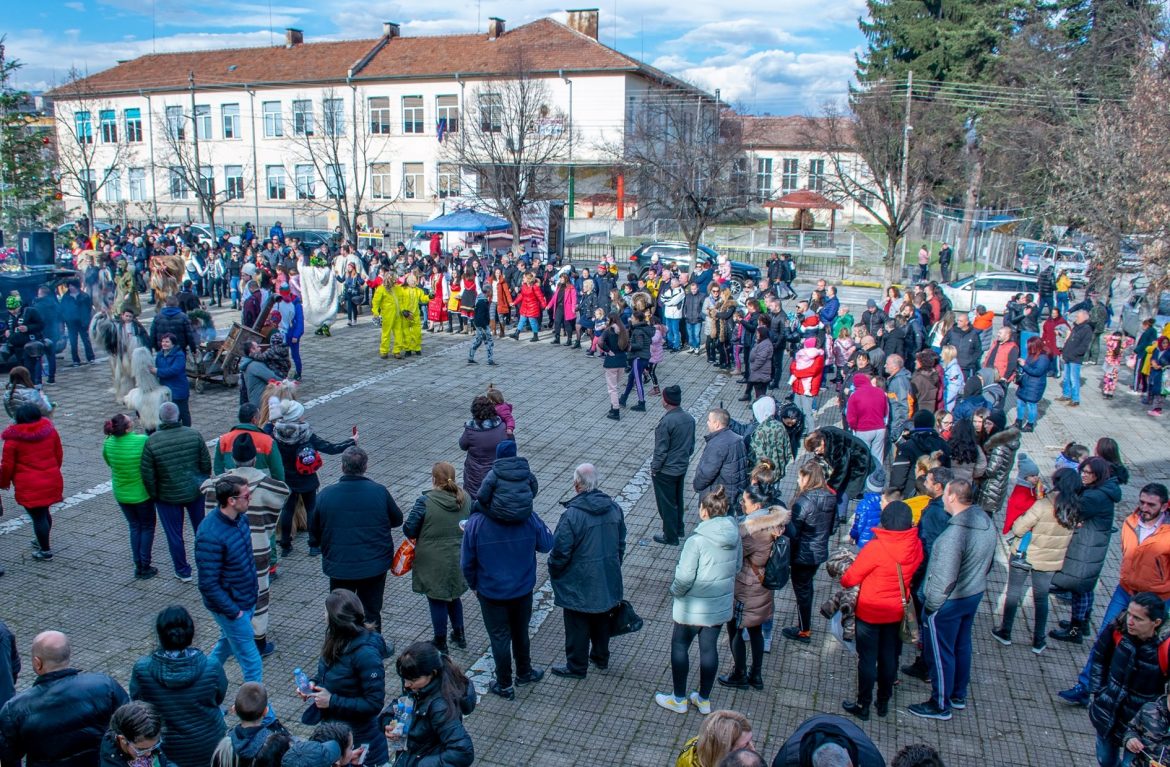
[726,621,765,677]
[790,563,820,632]
[26,506,51,551]
[744,381,766,400]
[278,489,317,549]
[671,623,720,699]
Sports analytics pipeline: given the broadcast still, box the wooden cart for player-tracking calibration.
[188,322,264,393]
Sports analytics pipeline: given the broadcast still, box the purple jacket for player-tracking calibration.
[458,419,507,497]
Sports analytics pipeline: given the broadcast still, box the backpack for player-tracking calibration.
[675,736,699,767]
[761,534,792,590]
[1113,629,1170,675]
[295,445,323,475]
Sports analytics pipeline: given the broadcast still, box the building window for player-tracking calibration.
[755,158,773,200]
[369,97,391,135]
[293,100,314,137]
[103,169,121,202]
[370,163,393,199]
[860,189,876,209]
[99,110,117,143]
[437,164,460,198]
[402,162,424,199]
[402,96,424,134]
[294,164,315,199]
[78,169,96,199]
[128,167,146,201]
[436,95,459,137]
[222,104,240,139]
[262,102,282,138]
[194,105,212,140]
[199,165,214,197]
[266,165,286,199]
[225,165,244,199]
[124,108,142,142]
[75,111,93,144]
[166,106,185,140]
[325,164,345,199]
[807,159,825,192]
[781,158,799,194]
[478,93,502,133]
[323,98,344,136]
[169,167,189,200]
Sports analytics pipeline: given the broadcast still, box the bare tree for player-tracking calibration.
[53,67,136,226]
[155,104,243,237]
[447,60,570,243]
[611,91,747,265]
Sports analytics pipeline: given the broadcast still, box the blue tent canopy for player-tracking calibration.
[412,209,510,233]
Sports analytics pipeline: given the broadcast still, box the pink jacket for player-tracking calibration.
[846,374,889,432]
[547,284,577,319]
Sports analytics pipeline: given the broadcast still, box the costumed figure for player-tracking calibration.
[124,346,172,432]
[148,254,185,306]
[427,268,449,330]
[113,259,140,317]
[395,273,427,356]
[90,308,150,403]
[299,253,341,337]
[371,274,399,359]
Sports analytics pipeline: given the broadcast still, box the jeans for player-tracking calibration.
[470,327,494,363]
[1057,292,1070,316]
[855,618,902,706]
[288,339,301,376]
[563,608,611,675]
[426,597,464,637]
[923,592,983,709]
[795,393,816,424]
[25,506,51,551]
[515,315,540,335]
[665,318,681,350]
[789,563,820,632]
[210,609,264,683]
[478,592,534,688]
[653,472,686,544]
[329,574,388,633]
[66,319,95,363]
[279,489,317,549]
[671,623,720,699]
[119,500,157,569]
[623,358,646,403]
[1016,399,1038,425]
[1062,361,1082,403]
[1000,568,1054,646]
[686,322,701,349]
[1097,735,1122,767]
[155,499,205,578]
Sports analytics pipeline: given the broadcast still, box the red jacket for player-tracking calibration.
[518,284,544,318]
[0,419,64,508]
[846,374,889,431]
[789,350,825,396]
[841,527,924,624]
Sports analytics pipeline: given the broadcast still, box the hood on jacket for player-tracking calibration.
[231,724,277,760]
[852,373,874,388]
[562,489,618,516]
[281,740,340,767]
[492,455,532,483]
[696,515,741,550]
[271,420,312,445]
[147,648,207,688]
[426,487,461,513]
[752,396,777,424]
[1,418,55,443]
[742,506,790,535]
[464,417,503,432]
[1091,476,1124,504]
[99,731,132,767]
[984,427,1021,453]
[160,306,184,319]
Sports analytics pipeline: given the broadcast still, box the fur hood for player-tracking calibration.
[741,506,790,535]
[1,418,55,443]
[272,419,313,445]
[984,426,1021,453]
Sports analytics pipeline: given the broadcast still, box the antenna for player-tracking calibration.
[268,0,274,46]
[152,0,157,53]
[477,0,481,33]
[613,0,617,47]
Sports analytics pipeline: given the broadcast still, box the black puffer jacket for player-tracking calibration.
[548,490,626,613]
[149,307,198,354]
[790,488,837,565]
[889,429,950,498]
[977,427,1021,518]
[1089,625,1170,745]
[692,428,749,511]
[817,426,874,499]
[129,648,227,767]
[1053,477,1122,593]
[0,668,129,767]
[314,631,390,767]
[397,676,476,767]
[270,420,354,494]
[627,321,654,361]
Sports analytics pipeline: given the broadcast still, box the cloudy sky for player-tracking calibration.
[5,0,867,114]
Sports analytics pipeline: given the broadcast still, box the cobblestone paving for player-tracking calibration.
[0,301,1162,767]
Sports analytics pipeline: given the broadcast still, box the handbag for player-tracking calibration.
[390,538,415,576]
[607,599,643,637]
[894,560,919,644]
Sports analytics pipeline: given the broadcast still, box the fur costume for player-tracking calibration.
[149,255,185,305]
[90,312,150,403]
[299,265,342,329]
[124,346,172,431]
[820,548,859,641]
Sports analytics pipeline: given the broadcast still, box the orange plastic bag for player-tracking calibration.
[391,538,415,576]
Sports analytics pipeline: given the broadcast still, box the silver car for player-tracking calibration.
[1014,239,1054,275]
[1121,289,1170,338]
[941,272,1039,314]
[1051,247,1089,286]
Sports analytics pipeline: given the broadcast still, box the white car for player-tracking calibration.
[1051,247,1089,286]
[941,272,1040,314]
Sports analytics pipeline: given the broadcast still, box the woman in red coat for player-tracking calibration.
[426,264,449,330]
[487,267,513,337]
[0,404,64,560]
[511,273,545,341]
[838,500,924,720]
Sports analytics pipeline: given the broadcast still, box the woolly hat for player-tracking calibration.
[159,401,180,424]
[880,500,914,531]
[1016,452,1040,486]
[232,433,257,463]
[752,396,776,424]
[496,440,517,459]
[865,465,887,494]
[913,409,936,429]
[866,298,877,308]
[963,377,983,397]
[663,385,682,406]
[280,400,305,421]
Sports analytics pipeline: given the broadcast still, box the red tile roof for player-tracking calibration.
[739,115,853,150]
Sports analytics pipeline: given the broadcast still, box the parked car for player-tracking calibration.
[163,223,241,247]
[1121,284,1170,339]
[1120,236,1149,272]
[629,242,761,296]
[1014,239,1054,275]
[941,272,1039,314]
[1051,246,1089,286]
[56,220,113,239]
[284,229,342,253]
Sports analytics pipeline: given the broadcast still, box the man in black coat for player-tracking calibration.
[0,622,17,710]
[59,281,95,366]
[889,411,951,498]
[942,312,982,378]
[549,464,627,680]
[312,446,403,633]
[804,427,874,523]
[693,408,749,515]
[1058,309,1094,407]
[771,714,884,767]
[0,631,128,767]
[651,385,696,545]
[31,287,60,385]
[150,295,198,354]
[1038,265,1057,316]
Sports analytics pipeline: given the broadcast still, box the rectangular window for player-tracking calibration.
[103,168,121,201]
[293,100,314,136]
[199,165,214,197]
[323,98,344,136]
[370,163,393,199]
[262,102,282,138]
[165,106,185,140]
[99,110,117,143]
[402,162,424,199]
[169,167,189,199]
[807,159,825,192]
[225,165,244,200]
[781,158,799,193]
[402,96,424,134]
[436,95,459,136]
[325,164,345,199]
[124,108,142,142]
[478,93,502,133]
[194,105,212,140]
[79,169,96,199]
[437,163,460,198]
[75,111,93,144]
[222,104,240,139]
[755,158,773,200]
[266,165,286,199]
[294,164,315,199]
[368,97,391,135]
[128,167,146,201]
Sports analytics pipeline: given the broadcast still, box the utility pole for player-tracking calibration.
[898,70,912,275]
[188,71,206,224]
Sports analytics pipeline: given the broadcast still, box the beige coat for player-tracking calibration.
[733,507,790,627]
[1011,496,1075,572]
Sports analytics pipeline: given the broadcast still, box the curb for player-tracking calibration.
[842,279,883,288]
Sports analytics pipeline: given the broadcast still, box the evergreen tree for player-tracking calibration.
[0,40,56,232]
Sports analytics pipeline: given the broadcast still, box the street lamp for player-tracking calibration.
[559,69,573,219]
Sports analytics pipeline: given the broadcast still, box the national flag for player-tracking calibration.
[436,117,447,144]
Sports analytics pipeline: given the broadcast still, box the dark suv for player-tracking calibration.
[629,242,761,295]
[285,229,341,253]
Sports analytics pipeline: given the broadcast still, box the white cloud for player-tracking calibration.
[663,48,857,113]
[63,2,85,11]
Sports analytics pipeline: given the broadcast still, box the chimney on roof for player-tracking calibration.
[487,17,505,39]
[285,28,304,47]
[566,9,599,40]
[383,22,400,38]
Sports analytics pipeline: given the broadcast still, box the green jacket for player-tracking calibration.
[102,433,150,504]
[141,423,212,504]
[404,489,471,601]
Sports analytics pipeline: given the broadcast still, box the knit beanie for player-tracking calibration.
[496,440,517,459]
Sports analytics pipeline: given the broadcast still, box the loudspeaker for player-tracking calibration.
[17,231,54,267]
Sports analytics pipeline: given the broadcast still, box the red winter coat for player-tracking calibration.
[790,350,825,396]
[846,374,889,432]
[0,418,64,508]
[518,284,544,318]
[840,527,924,624]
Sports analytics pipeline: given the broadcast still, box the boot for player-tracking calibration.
[573,338,581,349]
[510,330,520,340]
[618,393,628,408]
[530,332,539,342]
[631,401,646,412]
[717,671,749,690]
[1049,619,1084,644]
[551,336,561,345]
[747,671,764,690]
[433,635,449,654]
[650,385,661,397]
[451,627,467,650]
[606,408,620,421]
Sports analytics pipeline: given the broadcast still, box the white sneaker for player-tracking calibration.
[689,692,712,715]
[654,693,688,714]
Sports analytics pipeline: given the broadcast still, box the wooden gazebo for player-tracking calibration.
[763,189,844,233]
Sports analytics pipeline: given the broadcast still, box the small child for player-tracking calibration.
[849,468,888,549]
[820,548,859,641]
[486,384,514,438]
[731,309,746,373]
[1003,453,1041,535]
[587,307,606,357]
[211,682,289,767]
[1055,442,1090,472]
[258,332,292,381]
[1122,692,1170,767]
[1149,337,1170,417]
[648,322,666,397]
[1102,330,1126,398]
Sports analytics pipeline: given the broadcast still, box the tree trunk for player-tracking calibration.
[686,233,701,272]
[957,148,984,264]
[885,235,900,284]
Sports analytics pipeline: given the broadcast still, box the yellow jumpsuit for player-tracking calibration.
[371,284,398,356]
[394,285,426,354]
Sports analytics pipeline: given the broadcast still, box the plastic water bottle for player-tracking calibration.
[395,696,414,738]
[294,668,313,695]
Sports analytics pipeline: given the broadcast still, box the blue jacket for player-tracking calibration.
[461,498,553,600]
[818,296,840,325]
[195,509,257,619]
[849,491,883,549]
[917,497,949,559]
[476,457,538,518]
[156,348,189,400]
[277,298,304,339]
[1015,353,1051,404]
